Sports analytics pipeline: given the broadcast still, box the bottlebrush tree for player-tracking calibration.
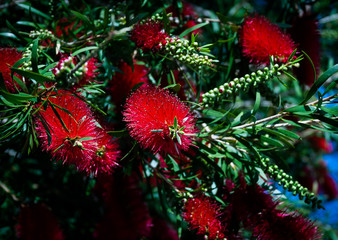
[0,0,337,239]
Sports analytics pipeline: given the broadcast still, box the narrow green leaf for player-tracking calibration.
[38,114,52,145]
[284,105,315,113]
[11,68,53,83]
[301,50,316,84]
[16,21,37,27]
[0,32,18,39]
[301,64,338,104]
[48,101,69,132]
[12,57,30,69]
[280,118,302,128]
[79,137,94,141]
[151,129,163,132]
[0,90,36,104]
[13,75,28,93]
[321,106,338,116]
[17,3,52,20]
[107,129,128,137]
[71,46,98,57]
[0,110,29,141]
[176,133,182,145]
[163,83,181,93]
[323,79,338,96]
[276,128,301,140]
[261,135,284,148]
[252,91,261,115]
[179,22,209,38]
[6,20,27,42]
[283,70,298,81]
[174,116,178,129]
[102,8,109,29]
[0,96,23,107]
[71,10,94,32]
[202,109,225,118]
[287,48,298,62]
[51,103,76,121]
[168,155,180,172]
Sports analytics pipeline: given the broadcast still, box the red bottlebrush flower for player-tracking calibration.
[79,129,120,176]
[224,178,277,228]
[94,172,153,240]
[182,195,225,240]
[108,60,149,109]
[35,91,99,170]
[52,55,99,89]
[321,173,338,200]
[289,16,320,86]
[16,203,64,240]
[0,47,23,93]
[309,135,333,153]
[123,84,197,156]
[240,15,297,64]
[130,19,169,52]
[252,211,322,240]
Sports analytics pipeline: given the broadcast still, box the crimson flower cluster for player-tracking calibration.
[0,47,23,93]
[123,84,197,156]
[35,90,119,176]
[182,195,225,240]
[240,15,297,64]
[222,178,322,240]
[108,60,149,109]
[130,19,169,52]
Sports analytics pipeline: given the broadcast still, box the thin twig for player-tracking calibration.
[0,0,25,9]
[265,117,338,128]
[143,159,181,195]
[233,94,337,130]
[68,30,115,79]
[0,181,20,202]
[233,112,286,130]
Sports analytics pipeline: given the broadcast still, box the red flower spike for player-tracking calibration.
[79,129,120,176]
[0,47,23,93]
[252,211,322,240]
[16,203,64,240]
[182,196,225,240]
[109,60,149,109]
[123,84,197,156]
[130,19,169,52]
[308,135,333,153]
[240,15,296,64]
[35,90,99,169]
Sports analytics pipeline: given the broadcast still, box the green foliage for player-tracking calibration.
[0,0,337,239]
